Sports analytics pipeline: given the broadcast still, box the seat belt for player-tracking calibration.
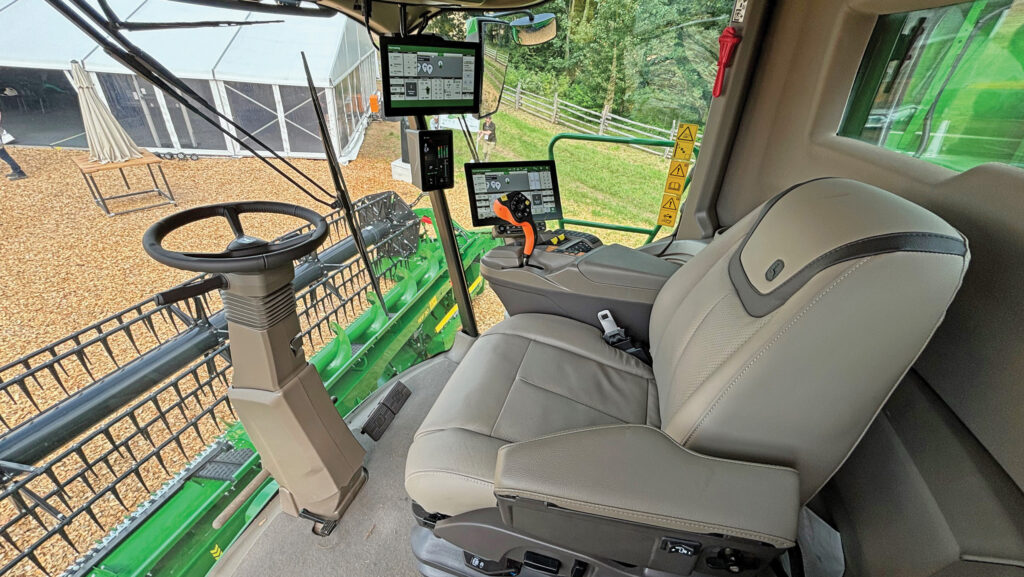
[598,310,653,365]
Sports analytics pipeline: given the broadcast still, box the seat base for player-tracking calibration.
[411,507,787,577]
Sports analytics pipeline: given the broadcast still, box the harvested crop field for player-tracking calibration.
[0,121,505,576]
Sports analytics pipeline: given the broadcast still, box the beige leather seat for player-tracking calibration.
[406,178,969,542]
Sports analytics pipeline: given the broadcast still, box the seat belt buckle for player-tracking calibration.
[598,310,652,364]
[597,309,619,336]
[598,310,628,345]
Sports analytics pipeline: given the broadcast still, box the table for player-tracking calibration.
[74,150,176,216]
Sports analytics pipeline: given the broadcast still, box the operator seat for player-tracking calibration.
[405,178,969,548]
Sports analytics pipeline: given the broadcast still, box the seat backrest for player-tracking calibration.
[649,178,969,501]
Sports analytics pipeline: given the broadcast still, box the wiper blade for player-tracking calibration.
[169,0,336,18]
[112,19,283,31]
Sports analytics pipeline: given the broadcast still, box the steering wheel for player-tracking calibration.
[143,202,329,273]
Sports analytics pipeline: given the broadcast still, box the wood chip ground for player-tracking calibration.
[0,121,506,576]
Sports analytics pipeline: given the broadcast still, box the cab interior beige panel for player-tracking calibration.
[710,0,1024,492]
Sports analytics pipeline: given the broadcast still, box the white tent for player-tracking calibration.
[0,0,378,160]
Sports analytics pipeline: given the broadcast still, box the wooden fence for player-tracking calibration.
[502,82,699,157]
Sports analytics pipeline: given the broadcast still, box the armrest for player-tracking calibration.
[494,425,799,548]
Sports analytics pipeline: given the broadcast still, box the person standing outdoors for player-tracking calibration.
[477,116,497,161]
[0,111,27,181]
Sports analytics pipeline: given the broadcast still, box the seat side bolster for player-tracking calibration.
[493,424,799,548]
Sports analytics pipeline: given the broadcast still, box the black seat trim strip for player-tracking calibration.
[729,179,967,317]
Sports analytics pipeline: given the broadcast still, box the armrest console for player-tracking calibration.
[482,244,679,342]
[494,425,799,575]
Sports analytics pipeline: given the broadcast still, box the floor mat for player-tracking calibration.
[222,356,458,577]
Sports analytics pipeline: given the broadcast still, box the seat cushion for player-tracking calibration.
[405,313,658,515]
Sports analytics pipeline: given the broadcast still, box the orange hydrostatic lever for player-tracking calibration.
[492,192,538,260]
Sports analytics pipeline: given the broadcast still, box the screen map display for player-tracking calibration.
[380,36,482,116]
[466,161,562,227]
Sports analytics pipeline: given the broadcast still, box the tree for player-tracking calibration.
[503,0,733,128]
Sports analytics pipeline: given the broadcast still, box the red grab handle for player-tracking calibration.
[713,26,742,98]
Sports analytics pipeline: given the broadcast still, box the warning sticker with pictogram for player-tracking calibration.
[672,140,695,162]
[676,123,698,142]
[657,122,698,226]
[664,177,685,196]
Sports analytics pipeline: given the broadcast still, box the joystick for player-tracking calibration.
[492,192,539,266]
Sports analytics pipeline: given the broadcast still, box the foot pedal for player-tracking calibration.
[360,381,412,441]
[299,509,339,537]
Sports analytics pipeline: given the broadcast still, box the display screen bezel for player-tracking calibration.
[380,35,484,117]
[464,160,563,227]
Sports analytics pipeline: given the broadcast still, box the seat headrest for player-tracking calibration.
[729,178,968,317]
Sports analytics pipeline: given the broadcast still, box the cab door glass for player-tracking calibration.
[840,0,1024,172]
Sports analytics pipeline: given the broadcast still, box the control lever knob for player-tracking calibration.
[492,192,539,266]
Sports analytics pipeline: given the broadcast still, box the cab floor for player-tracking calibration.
[211,354,459,577]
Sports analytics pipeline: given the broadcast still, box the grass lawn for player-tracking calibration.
[361,108,679,247]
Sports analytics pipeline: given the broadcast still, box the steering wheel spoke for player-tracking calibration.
[221,205,247,239]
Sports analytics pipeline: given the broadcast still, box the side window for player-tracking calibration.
[840,0,1024,171]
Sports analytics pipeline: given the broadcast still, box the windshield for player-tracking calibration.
[0,3,731,574]
[425,0,730,246]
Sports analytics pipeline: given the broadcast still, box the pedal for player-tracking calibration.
[299,509,339,537]
[360,381,412,441]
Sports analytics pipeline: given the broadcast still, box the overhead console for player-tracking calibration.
[468,160,678,342]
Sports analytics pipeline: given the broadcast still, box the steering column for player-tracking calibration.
[144,202,367,535]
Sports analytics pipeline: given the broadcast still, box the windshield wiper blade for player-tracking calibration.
[112,19,283,31]
[169,0,336,18]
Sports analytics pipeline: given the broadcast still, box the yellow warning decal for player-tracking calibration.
[664,178,685,196]
[672,140,695,162]
[211,544,223,561]
[661,194,680,211]
[676,123,697,142]
[668,161,689,178]
[658,123,697,226]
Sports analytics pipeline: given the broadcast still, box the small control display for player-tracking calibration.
[543,229,603,254]
[408,129,454,191]
[380,36,482,116]
[466,160,562,227]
